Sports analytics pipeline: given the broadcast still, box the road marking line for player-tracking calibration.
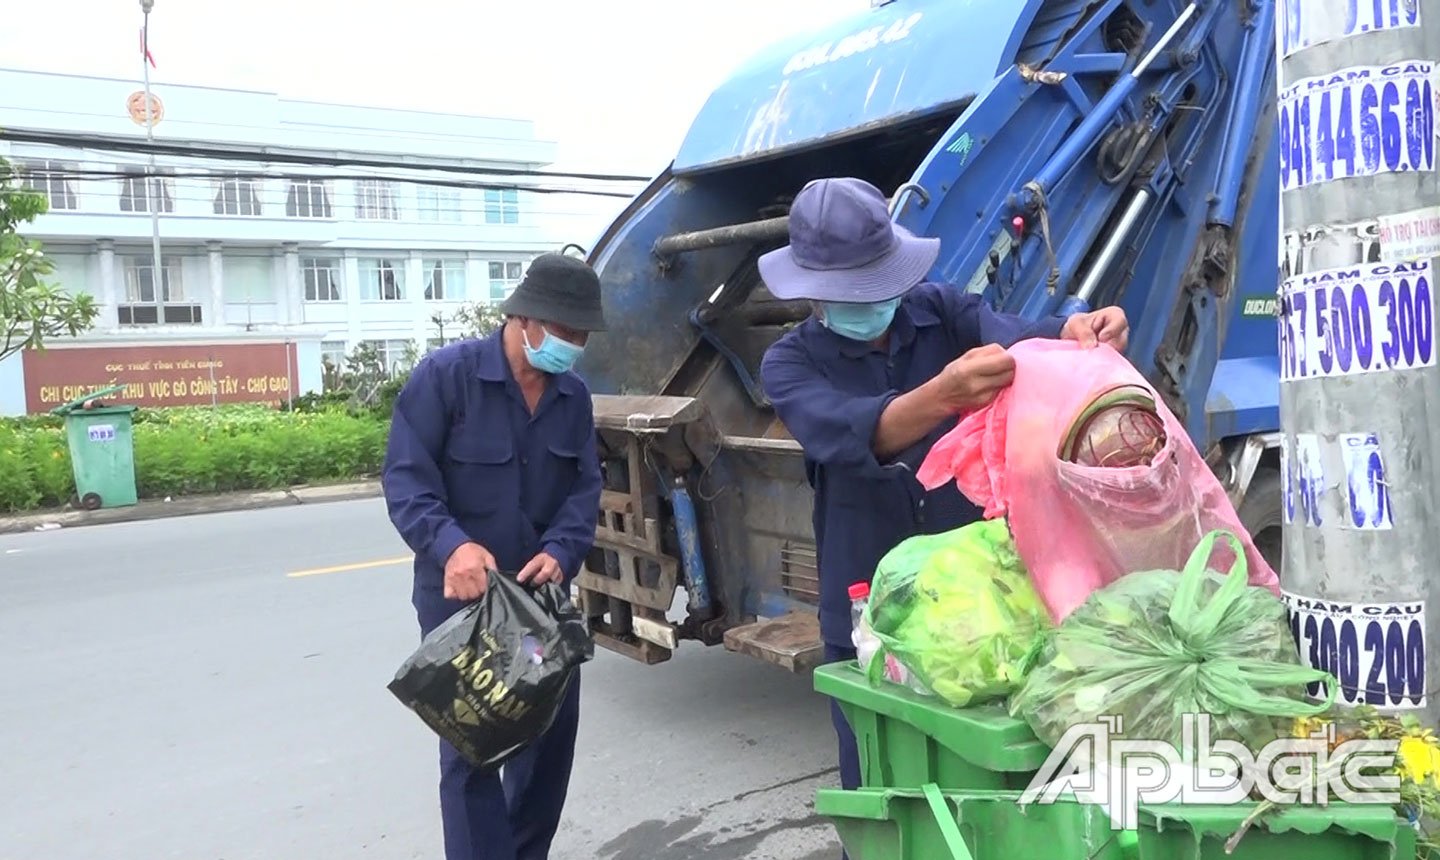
[287,556,412,578]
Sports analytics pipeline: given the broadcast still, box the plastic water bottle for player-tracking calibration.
[849,582,881,671]
[849,581,933,696]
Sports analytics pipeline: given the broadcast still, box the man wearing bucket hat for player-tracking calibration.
[382,252,606,860]
[758,178,1127,813]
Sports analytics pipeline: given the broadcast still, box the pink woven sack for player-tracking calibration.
[916,339,1279,623]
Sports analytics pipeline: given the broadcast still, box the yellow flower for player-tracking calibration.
[51,450,60,460]
[1396,736,1440,785]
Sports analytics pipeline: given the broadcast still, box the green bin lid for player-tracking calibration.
[50,383,137,416]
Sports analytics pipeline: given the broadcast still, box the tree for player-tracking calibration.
[445,302,507,339]
[0,158,99,363]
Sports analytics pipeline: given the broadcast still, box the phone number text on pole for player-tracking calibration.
[1284,594,1426,710]
[1279,260,1435,382]
[1280,0,1421,58]
[1279,63,1436,192]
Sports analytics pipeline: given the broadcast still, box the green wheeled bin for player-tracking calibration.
[52,383,139,511]
[815,662,1419,860]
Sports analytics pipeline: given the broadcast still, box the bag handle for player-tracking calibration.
[1210,661,1340,716]
[1168,530,1249,642]
[1167,531,1341,717]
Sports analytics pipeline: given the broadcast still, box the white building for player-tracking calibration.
[0,67,563,415]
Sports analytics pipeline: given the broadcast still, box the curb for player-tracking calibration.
[0,480,385,535]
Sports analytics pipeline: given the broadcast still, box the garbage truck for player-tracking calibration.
[570,0,1284,673]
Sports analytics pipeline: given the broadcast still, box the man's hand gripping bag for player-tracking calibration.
[916,339,1279,623]
[388,571,595,771]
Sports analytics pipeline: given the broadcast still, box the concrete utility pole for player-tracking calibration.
[1275,0,1439,726]
[140,0,165,320]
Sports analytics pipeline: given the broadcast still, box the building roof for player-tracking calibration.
[0,67,558,167]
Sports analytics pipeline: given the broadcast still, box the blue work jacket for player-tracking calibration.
[760,282,1066,646]
[381,331,603,618]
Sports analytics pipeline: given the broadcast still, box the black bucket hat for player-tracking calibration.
[500,253,607,332]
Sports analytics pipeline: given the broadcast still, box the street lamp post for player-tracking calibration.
[140,0,164,322]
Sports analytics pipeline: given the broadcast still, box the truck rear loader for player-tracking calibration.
[570,0,1284,674]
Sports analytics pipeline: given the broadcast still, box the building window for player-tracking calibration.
[302,257,342,302]
[424,259,466,301]
[488,261,524,301]
[321,340,348,369]
[484,188,519,225]
[213,175,263,216]
[425,336,463,353]
[119,169,174,213]
[124,255,183,303]
[364,339,413,375]
[359,257,406,301]
[286,180,332,218]
[45,253,92,295]
[355,180,399,221]
[17,159,79,211]
[418,186,463,223]
[119,254,200,325]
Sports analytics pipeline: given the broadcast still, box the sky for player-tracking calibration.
[0,0,873,241]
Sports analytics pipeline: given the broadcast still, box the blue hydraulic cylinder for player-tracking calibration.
[668,483,714,614]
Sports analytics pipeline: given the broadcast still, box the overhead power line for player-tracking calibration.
[7,167,641,199]
[0,127,657,184]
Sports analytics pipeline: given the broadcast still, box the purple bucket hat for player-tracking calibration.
[758,177,941,303]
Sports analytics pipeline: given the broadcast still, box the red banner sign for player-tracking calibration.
[22,342,299,413]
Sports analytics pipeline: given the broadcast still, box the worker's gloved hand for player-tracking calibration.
[517,551,565,587]
[1062,307,1130,351]
[937,344,1017,411]
[444,542,497,601]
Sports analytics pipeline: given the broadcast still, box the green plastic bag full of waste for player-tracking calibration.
[863,518,1051,708]
[1009,530,1336,753]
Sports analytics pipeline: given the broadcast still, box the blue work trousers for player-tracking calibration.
[419,599,581,860]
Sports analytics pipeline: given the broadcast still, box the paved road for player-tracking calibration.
[0,499,842,860]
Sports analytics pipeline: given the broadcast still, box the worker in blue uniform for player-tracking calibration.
[381,253,606,860]
[757,178,1128,824]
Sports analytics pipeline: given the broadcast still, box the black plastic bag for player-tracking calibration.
[388,571,595,771]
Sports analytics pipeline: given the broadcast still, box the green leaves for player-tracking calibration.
[446,302,506,338]
[0,157,100,363]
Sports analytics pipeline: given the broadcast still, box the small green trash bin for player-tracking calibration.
[52,384,138,510]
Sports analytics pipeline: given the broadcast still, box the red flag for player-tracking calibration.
[140,28,156,68]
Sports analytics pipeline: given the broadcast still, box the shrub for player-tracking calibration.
[0,404,389,513]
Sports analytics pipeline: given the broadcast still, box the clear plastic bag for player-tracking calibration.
[864,518,1051,708]
[916,339,1280,623]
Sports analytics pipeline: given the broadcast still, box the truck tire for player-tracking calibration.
[1236,465,1283,577]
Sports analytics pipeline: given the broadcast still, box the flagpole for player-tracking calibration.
[140,0,164,322]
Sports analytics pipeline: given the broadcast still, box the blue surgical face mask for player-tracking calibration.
[522,325,584,374]
[818,298,901,342]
